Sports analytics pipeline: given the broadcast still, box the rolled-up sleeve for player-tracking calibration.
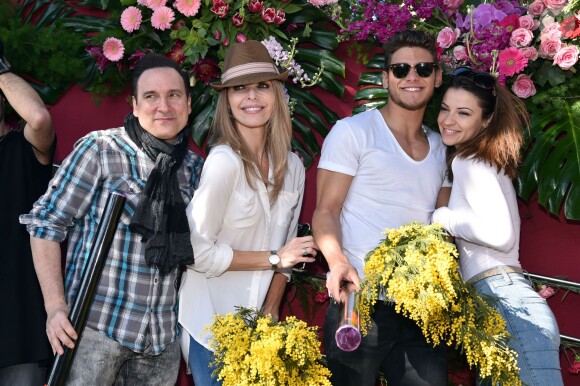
[20,135,102,242]
[186,149,238,278]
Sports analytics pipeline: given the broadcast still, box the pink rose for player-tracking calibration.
[437,27,458,49]
[232,12,244,27]
[314,290,330,303]
[222,37,229,46]
[569,361,580,374]
[554,45,579,70]
[518,15,536,30]
[210,0,229,18]
[262,7,276,23]
[539,38,562,58]
[541,22,562,41]
[537,284,556,299]
[214,29,221,40]
[522,46,539,60]
[443,0,463,11]
[235,33,247,43]
[510,28,534,47]
[528,0,546,16]
[247,0,264,13]
[453,45,468,61]
[274,8,286,24]
[542,0,566,14]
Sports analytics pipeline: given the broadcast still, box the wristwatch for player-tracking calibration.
[268,250,280,270]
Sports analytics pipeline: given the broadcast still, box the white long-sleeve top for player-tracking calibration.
[432,156,521,282]
[178,145,305,352]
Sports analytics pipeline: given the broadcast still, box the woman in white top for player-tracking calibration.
[433,67,563,385]
[179,40,317,386]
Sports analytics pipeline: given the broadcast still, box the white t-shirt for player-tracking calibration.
[432,157,520,282]
[179,145,305,351]
[318,109,449,278]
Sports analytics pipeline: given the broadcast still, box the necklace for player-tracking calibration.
[256,150,265,164]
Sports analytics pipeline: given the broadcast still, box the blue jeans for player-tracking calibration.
[324,301,447,386]
[66,327,180,385]
[474,269,563,386]
[188,335,222,386]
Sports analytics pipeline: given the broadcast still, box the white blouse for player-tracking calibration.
[178,145,305,352]
[432,157,520,282]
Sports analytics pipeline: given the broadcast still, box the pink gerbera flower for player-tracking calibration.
[151,6,175,30]
[147,0,168,10]
[102,37,125,62]
[498,47,527,77]
[120,6,142,33]
[174,0,201,17]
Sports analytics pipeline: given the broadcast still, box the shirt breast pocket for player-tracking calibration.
[276,191,299,227]
[226,191,260,229]
[102,177,143,226]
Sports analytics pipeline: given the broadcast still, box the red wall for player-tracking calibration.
[47,44,579,384]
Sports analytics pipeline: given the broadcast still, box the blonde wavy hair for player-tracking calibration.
[211,80,292,203]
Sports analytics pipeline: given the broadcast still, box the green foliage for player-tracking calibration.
[514,75,580,220]
[288,270,327,323]
[515,101,580,220]
[0,0,86,104]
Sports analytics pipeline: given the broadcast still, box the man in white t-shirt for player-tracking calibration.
[312,30,451,386]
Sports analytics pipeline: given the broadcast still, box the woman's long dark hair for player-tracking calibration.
[445,76,529,180]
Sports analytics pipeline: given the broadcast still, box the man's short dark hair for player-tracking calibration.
[131,53,190,99]
[383,30,438,69]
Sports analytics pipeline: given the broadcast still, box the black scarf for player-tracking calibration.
[124,113,194,275]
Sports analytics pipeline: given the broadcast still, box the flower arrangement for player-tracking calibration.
[334,0,580,101]
[435,0,580,102]
[208,307,331,386]
[357,222,521,385]
[89,0,302,77]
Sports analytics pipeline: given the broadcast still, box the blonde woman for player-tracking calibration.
[178,40,317,386]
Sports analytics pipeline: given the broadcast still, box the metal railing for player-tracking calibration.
[526,272,580,345]
[292,269,580,345]
[527,272,580,292]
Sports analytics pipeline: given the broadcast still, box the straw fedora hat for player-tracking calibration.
[211,40,288,90]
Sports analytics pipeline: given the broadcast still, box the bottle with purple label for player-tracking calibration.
[335,290,362,352]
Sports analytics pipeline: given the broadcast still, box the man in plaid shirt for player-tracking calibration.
[20,53,203,385]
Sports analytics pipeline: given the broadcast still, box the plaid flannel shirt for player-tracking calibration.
[20,127,204,354]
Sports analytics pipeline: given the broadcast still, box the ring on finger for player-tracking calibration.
[302,247,308,257]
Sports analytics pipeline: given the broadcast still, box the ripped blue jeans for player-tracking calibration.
[473,269,563,386]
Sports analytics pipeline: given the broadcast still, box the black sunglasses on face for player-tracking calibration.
[450,66,496,90]
[388,62,438,79]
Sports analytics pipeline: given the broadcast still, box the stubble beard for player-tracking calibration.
[387,86,433,112]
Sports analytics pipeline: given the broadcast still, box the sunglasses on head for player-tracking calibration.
[388,62,438,79]
[450,66,496,91]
